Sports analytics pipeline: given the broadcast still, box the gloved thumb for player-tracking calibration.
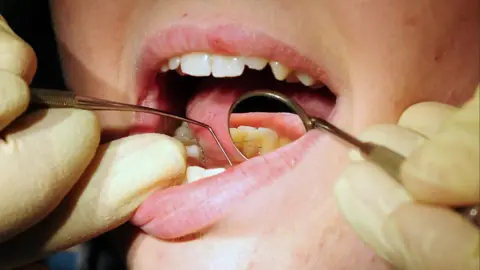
[399,87,480,205]
[382,203,479,270]
[335,161,480,270]
[0,133,187,269]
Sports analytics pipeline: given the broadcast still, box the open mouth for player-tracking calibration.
[130,25,337,240]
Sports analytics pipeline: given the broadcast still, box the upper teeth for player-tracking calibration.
[159,52,322,88]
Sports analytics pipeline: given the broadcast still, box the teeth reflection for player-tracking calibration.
[230,126,292,158]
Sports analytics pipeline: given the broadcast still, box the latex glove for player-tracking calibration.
[0,17,187,269]
[334,86,480,270]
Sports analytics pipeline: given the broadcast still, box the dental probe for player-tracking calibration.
[233,90,480,228]
[28,88,233,166]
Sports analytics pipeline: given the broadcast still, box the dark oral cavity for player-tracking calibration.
[130,24,339,241]
[184,69,336,167]
[130,66,336,239]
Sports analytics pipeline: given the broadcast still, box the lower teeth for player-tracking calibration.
[185,166,226,183]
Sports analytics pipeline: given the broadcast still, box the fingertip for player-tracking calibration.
[399,102,457,138]
[383,204,480,270]
[0,15,14,34]
[0,25,38,82]
[401,135,479,205]
[0,71,30,131]
[334,161,412,261]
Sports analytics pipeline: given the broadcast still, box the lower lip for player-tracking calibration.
[131,131,321,240]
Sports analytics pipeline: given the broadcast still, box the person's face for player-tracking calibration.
[49,0,479,269]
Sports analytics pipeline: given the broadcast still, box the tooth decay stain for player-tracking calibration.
[173,121,291,167]
[230,126,291,158]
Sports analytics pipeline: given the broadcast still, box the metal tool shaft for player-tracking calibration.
[29,88,234,166]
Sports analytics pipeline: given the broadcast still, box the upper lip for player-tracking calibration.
[135,23,335,102]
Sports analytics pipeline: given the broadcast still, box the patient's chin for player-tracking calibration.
[123,159,392,270]
[124,220,392,270]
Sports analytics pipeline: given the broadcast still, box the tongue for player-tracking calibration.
[186,80,246,166]
[186,74,335,167]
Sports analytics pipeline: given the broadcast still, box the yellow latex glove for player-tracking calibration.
[0,17,187,269]
[335,85,480,270]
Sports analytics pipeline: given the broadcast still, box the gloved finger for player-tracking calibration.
[398,102,457,138]
[337,124,426,260]
[0,134,187,269]
[334,161,413,263]
[349,124,427,162]
[0,16,37,83]
[0,109,100,242]
[382,203,480,270]
[400,88,480,205]
[0,70,29,131]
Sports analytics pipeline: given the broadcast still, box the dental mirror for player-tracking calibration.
[227,90,308,160]
[228,90,480,228]
[228,90,372,160]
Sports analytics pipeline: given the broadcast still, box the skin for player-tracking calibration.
[49,0,479,269]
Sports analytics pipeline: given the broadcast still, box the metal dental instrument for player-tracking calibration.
[230,89,480,228]
[28,88,233,166]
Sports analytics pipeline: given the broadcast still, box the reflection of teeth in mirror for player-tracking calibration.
[157,53,322,88]
[230,126,293,158]
[257,127,279,155]
[243,131,262,158]
[185,166,226,183]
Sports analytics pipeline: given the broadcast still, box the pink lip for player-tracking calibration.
[131,131,320,240]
